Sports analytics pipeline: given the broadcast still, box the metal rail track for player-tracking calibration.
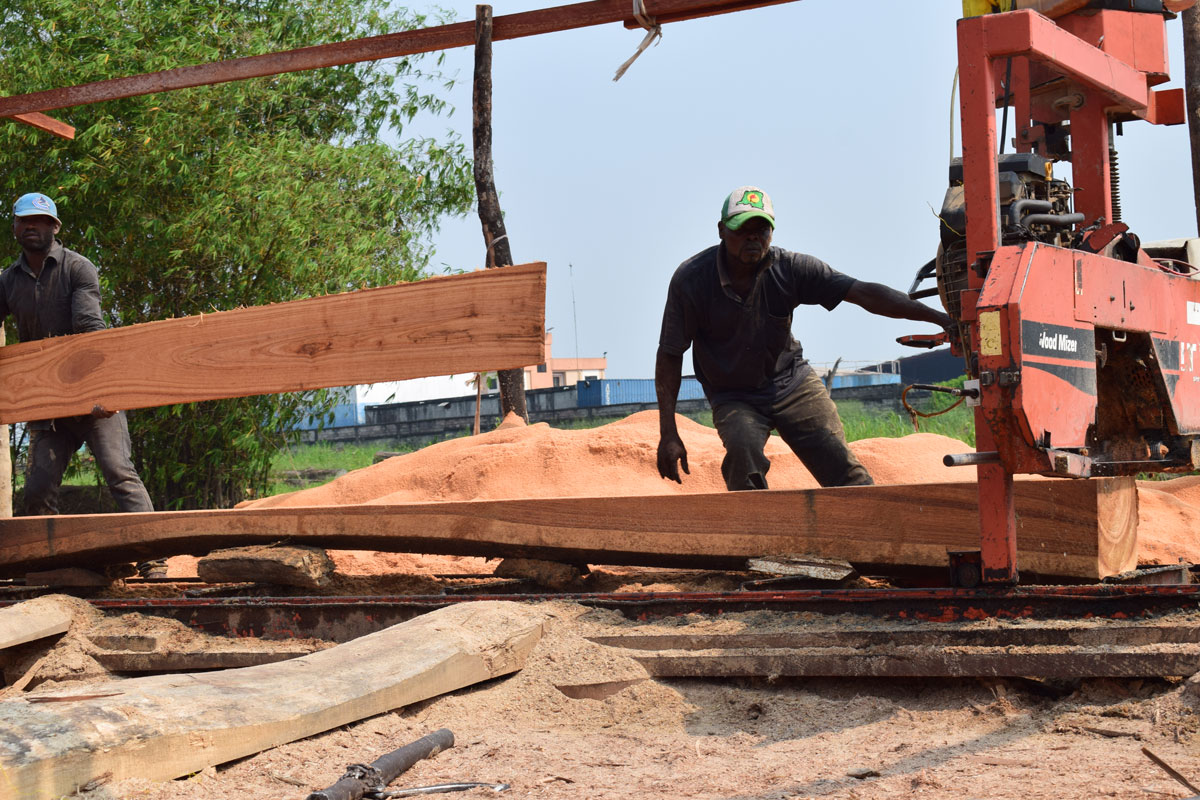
[41,584,1200,643]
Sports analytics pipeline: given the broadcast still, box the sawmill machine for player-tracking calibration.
[906,0,1200,585]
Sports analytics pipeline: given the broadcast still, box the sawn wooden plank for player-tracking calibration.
[0,263,545,424]
[0,597,73,652]
[0,478,1138,579]
[618,646,1200,679]
[0,601,546,800]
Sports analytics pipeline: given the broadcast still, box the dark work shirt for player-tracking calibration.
[0,240,105,343]
[658,244,856,405]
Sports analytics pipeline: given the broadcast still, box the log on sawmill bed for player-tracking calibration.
[0,478,1137,580]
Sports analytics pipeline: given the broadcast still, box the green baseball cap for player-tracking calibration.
[720,186,775,230]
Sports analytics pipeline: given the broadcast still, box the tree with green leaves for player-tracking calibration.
[0,0,474,509]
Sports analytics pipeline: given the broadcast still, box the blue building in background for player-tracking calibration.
[294,386,365,431]
[576,378,705,407]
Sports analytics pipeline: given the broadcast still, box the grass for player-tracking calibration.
[265,441,413,496]
[271,441,400,473]
[838,399,974,447]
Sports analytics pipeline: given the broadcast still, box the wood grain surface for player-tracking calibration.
[0,597,72,652]
[0,478,1137,579]
[0,263,545,424]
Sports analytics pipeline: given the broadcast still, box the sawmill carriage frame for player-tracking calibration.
[0,0,1195,587]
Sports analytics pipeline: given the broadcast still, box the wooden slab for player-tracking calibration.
[587,623,1200,650]
[90,643,320,673]
[0,478,1137,580]
[196,545,334,588]
[613,646,1200,680]
[24,568,111,588]
[0,597,73,652]
[593,621,1200,679]
[0,601,545,799]
[0,263,545,424]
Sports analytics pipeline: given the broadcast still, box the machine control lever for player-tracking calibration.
[897,333,948,348]
[908,383,978,399]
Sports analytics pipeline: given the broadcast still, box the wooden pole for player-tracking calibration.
[474,373,483,435]
[474,4,530,422]
[1184,4,1200,235]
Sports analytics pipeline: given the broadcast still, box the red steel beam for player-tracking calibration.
[7,112,74,140]
[979,10,1150,112]
[0,0,800,118]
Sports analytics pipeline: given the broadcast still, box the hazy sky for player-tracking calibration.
[407,0,1197,381]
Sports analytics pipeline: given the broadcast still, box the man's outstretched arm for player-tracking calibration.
[844,280,953,331]
[655,347,689,483]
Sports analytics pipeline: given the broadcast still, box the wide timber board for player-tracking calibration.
[0,478,1137,579]
[0,263,546,424]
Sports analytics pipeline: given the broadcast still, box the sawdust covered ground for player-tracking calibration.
[28,413,1200,797]
[102,603,1200,800]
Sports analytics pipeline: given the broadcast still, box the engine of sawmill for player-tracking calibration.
[934,152,1076,323]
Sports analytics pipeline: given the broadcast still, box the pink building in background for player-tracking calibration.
[524,332,606,390]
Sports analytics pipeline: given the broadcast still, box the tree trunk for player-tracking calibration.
[1185,5,1200,235]
[473,4,528,421]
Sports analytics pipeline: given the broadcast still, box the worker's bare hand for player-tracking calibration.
[938,313,957,337]
[657,435,689,483]
[91,404,116,419]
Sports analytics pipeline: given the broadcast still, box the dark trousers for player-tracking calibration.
[24,412,154,515]
[712,369,874,490]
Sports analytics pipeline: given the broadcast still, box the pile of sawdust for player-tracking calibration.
[244,411,975,508]
[1135,476,1200,565]
[239,410,1200,568]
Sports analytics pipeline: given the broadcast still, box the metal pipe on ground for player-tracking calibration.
[306,728,455,800]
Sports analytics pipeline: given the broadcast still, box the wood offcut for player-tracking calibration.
[0,601,546,800]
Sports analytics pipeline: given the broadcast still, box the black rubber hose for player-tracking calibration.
[1022,213,1084,227]
[1009,198,1052,225]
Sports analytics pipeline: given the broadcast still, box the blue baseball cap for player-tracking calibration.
[13,193,60,225]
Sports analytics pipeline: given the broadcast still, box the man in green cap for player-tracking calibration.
[656,186,953,490]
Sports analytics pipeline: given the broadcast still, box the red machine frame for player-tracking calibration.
[956,7,1200,583]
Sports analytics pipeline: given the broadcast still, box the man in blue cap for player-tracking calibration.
[0,193,157,558]
[656,186,954,490]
